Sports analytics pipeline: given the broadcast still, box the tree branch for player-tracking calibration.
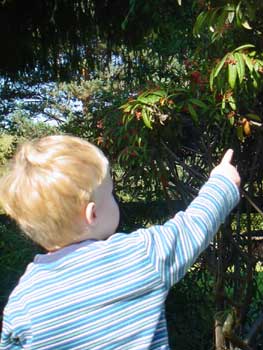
[241,189,263,217]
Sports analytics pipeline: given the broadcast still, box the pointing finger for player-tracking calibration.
[221,149,234,165]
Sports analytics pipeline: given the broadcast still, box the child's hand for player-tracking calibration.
[210,149,241,188]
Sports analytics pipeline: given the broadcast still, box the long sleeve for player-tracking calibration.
[140,174,240,289]
[1,313,21,349]
[0,293,32,349]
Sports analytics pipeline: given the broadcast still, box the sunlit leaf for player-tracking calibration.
[242,54,253,72]
[225,3,236,12]
[139,94,161,104]
[234,44,255,52]
[228,11,235,23]
[241,20,252,30]
[130,103,141,113]
[229,116,235,125]
[234,52,245,83]
[137,96,153,104]
[228,95,236,110]
[141,109,152,129]
[228,62,237,89]
[122,105,133,113]
[235,1,242,18]
[235,1,243,27]
[209,26,215,33]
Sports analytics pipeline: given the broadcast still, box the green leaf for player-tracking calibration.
[214,54,228,78]
[189,98,207,109]
[121,18,128,30]
[246,113,261,122]
[236,1,243,27]
[139,94,161,104]
[252,75,258,88]
[187,103,198,123]
[228,95,236,110]
[170,88,188,95]
[241,20,252,30]
[211,31,222,43]
[193,11,208,36]
[225,3,235,12]
[130,103,141,113]
[137,96,153,104]
[119,102,130,110]
[234,52,245,83]
[216,10,228,33]
[229,116,235,126]
[235,3,252,30]
[141,109,152,129]
[228,11,235,24]
[209,68,214,91]
[174,88,188,92]
[137,136,143,147]
[120,99,138,110]
[234,44,255,52]
[228,62,237,89]
[235,1,242,18]
[236,125,244,142]
[208,8,220,27]
[221,94,226,109]
[149,90,167,98]
[242,54,254,72]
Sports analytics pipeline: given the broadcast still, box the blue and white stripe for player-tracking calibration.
[0,174,239,349]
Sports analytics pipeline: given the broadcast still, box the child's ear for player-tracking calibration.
[85,202,97,226]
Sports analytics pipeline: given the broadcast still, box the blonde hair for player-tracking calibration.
[0,135,109,250]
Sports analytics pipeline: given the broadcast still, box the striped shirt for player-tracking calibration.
[0,174,239,350]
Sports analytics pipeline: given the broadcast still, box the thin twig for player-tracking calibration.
[241,189,263,217]
[160,139,207,181]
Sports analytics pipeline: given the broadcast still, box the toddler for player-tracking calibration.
[0,135,240,349]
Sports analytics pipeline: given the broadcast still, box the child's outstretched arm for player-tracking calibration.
[140,149,240,289]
